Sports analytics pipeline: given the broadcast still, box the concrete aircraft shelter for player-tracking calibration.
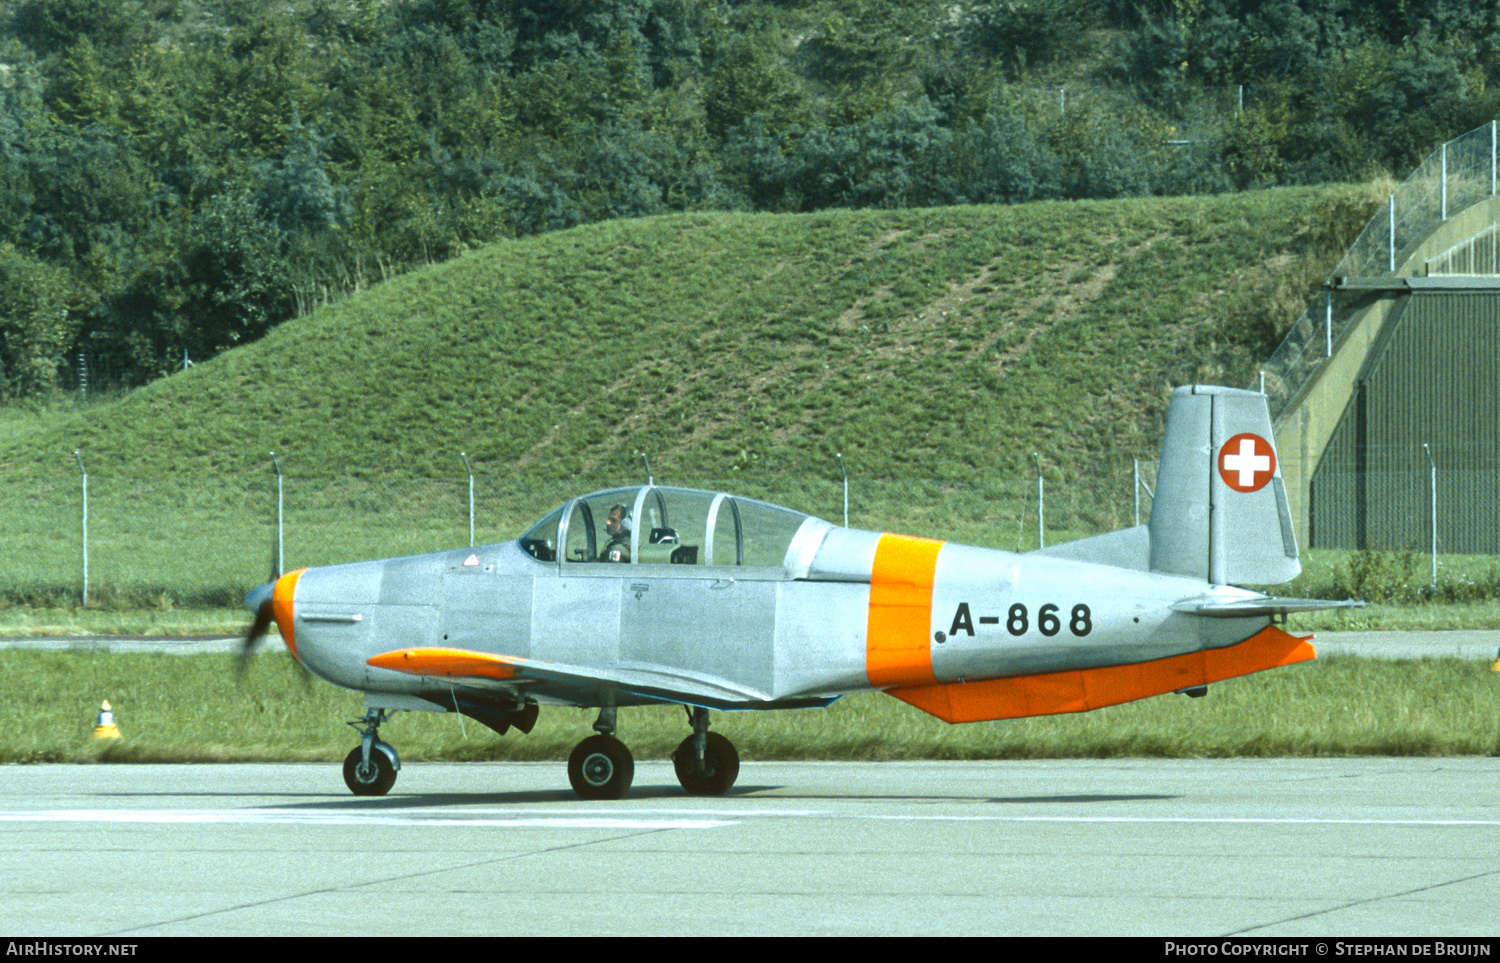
[1269,123,1500,554]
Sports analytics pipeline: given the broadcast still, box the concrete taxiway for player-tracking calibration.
[0,758,1494,937]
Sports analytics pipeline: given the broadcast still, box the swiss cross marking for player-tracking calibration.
[1218,433,1276,493]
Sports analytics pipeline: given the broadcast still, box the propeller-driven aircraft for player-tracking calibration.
[243,385,1356,799]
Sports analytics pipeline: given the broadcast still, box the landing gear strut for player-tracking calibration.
[672,706,739,796]
[567,706,634,800]
[343,708,400,796]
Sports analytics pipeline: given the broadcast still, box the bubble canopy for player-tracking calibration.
[519,486,832,574]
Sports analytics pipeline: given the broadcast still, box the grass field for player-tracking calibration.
[4,651,1494,765]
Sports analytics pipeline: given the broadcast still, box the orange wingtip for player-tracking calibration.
[888,625,1316,723]
[367,647,518,680]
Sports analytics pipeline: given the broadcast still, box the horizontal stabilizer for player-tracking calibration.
[1171,596,1366,618]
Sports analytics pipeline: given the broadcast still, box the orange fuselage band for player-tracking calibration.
[887,625,1316,723]
[865,533,945,688]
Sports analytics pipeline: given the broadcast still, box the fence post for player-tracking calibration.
[1133,458,1155,528]
[1325,287,1333,357]
[73,451,87,606]
[271,453,283,579]
[835,453,848,528]
[460,452,474,547]
[1423,444,1437,593]
[1441,143,1448,221]
[1133,458,1140,527]
[1033,453,1044,549]
[1388,196,1397,273]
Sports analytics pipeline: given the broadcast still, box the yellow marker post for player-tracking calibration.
[92,700,120,739]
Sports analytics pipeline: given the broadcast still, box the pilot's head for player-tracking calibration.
[605,504,631,537]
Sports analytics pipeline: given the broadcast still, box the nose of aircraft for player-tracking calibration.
[238,569,306,670]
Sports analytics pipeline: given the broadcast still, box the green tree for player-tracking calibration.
[12,0,136,57]
[703,19,807,139]
[47,37,119,129]
[105,194,294,377]
[0,244,80,397]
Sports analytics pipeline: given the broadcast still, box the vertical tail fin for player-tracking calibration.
[1149,385,1300,585]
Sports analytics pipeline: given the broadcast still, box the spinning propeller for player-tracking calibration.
[237,580,279,680]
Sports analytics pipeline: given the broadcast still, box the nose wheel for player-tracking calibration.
[343,745,397,796]
[342,708,400,796]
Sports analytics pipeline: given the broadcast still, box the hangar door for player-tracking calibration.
[1308,287,1500,552]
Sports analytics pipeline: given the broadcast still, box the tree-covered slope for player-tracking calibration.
[0,0,1489,397]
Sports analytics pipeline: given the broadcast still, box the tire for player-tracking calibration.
[343,746,397,796]
[672,732,739,796]
[567,735,634,800]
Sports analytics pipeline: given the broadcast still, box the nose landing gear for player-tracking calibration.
[343,708,400,796]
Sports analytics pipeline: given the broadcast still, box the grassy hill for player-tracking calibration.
[0,185,1386,606]
[3,184,1377,477]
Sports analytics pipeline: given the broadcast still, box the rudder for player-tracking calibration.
[1148,385,1299,585]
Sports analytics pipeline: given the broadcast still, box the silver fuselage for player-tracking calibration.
[284,527,1270,709]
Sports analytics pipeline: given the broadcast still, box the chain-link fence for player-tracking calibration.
[0,454,1157,609]
[1001,83,1269,124]
[1257,121,1500,421]
[1309,443,1500,555]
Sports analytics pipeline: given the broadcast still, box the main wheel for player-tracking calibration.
[672,732,739,796]
[343,746,397,797]
[567,734,634,800]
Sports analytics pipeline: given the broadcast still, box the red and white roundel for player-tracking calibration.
[1218,433,1276,493]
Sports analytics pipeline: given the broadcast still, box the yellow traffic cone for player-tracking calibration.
[92,700,120,739]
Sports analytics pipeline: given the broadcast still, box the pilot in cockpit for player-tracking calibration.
[600,503,632,562]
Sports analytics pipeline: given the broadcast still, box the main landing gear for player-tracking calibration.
[564,705,741,800]
[567,707,635,800]
[672,706,739,796]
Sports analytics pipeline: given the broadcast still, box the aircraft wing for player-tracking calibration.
[1171,595,1366,618]
[366,647,835,711]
